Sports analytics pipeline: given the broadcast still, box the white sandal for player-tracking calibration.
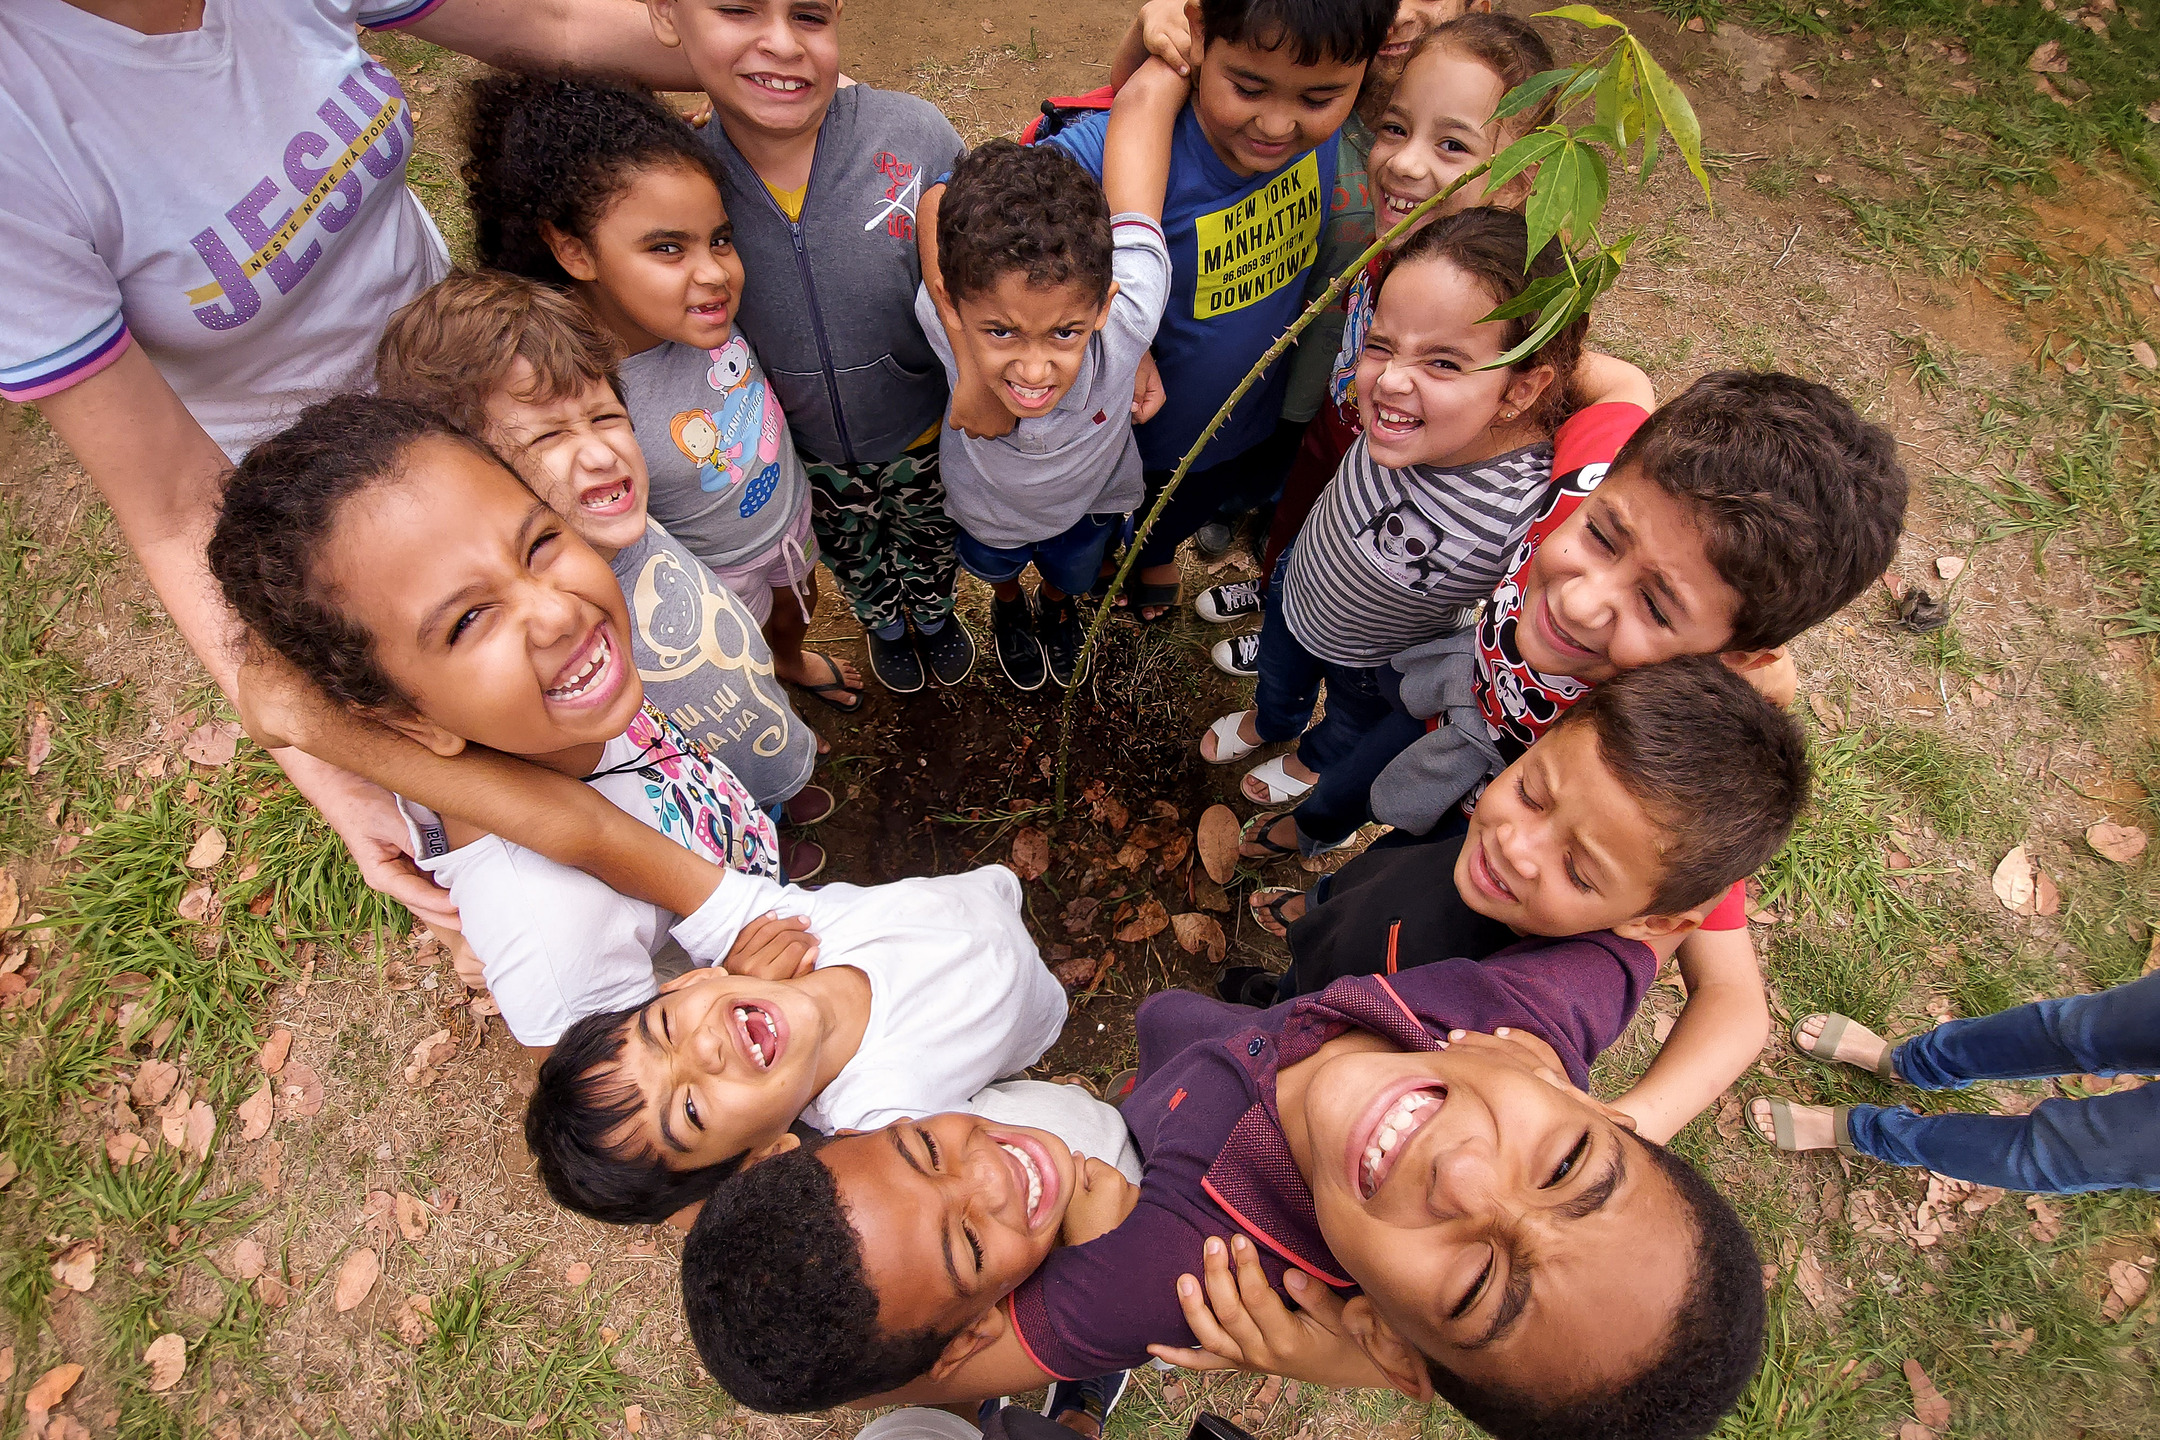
[1243,755,1315,805]
[1202,710,1260,765]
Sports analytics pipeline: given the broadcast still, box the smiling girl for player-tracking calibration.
[463,72,864,715]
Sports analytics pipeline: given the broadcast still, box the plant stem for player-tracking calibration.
[1051,166,1488,816]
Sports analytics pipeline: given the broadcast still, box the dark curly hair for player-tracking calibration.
[463,70,727,285]
[1427,1134,1767,1440]
[1385,207,1586,434]
[524,1004,757,1226]
[1611,370,1909,652]
[1554,654,1811,915]
[938,140,1112,307]
[682,1141,955,1413]
[207,395,504,714]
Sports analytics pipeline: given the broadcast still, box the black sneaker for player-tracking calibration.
[864,627,924,694]
[991,594,1047,692]
[1193,520,1235,559]
[1043,1370,1130,1436]
[1039,592,1088,689]
[1210,629,1261,678]
[1196,578,1263,623]
[918,613,977,687]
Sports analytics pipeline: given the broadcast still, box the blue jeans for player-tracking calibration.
[954,513,1121,597]
[1251,553,1393,789]
[1288,663,1427,849]
[1845,970,2160,1192]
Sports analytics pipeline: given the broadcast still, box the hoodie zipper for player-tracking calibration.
[758,124,856,467]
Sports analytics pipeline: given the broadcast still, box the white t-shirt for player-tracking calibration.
[0,0,451,456]
[673,865,1070,1134]
[966,1080,1142,1182]
[398,708,781,1048]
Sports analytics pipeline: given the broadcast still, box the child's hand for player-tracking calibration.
[948,380,1019,440]
[234,648,339,751]
[1139,0,1204,76]
[1058,1155,1139,1246]
[719,913,819,979]
[1745,648,1798,707]
[1148,1234,1383,1387]
[1131,350,1166,423]
[444,930,488,990]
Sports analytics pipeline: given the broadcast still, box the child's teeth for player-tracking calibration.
[999,1143,1044,1216]
[545,635,611,699]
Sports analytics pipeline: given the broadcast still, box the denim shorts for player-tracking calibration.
[953,512,1122,596]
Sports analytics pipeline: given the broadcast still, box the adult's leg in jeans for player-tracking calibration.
[1844,1087,2160,1192]
[1891,969,2160,1090]
[1293,702,1427,847]
[806,461,899,631]
[1294,661,1392,774]
[1250,557,1326,744]
[881,443,961,627]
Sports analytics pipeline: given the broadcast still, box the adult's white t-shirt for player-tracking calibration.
[0,0,452,457]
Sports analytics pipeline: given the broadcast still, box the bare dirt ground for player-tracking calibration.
[3,1,2157,1438]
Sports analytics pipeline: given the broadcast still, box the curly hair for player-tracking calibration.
[682,1142,955,1413]
[1427,1134,1767,1440]
[1554,654,1811,915]
[524,1004,756,1226]
[463,70,727,285]
[206,395,503,714]
[1611,370,1910,652]
[938,139,1112,307]
[1385,206,1586,434]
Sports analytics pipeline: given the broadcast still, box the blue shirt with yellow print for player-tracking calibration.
[1044,105,1337,472]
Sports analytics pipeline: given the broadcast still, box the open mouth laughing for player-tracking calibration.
[730,1001,784,1070]
[743,71,812,96]
[992,1129,1062,1228]
[1353,1083,1447,1200]
[578,477,637,516]
[543,627,620,707]
[1370,402,1422,443]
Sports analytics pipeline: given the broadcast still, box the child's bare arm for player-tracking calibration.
[917,181,1016,440]
[1111,0,1204,84]
[1103,58,1188,222]
[1611,926,1771,1144]
[1058,1157,1140,1246]
[1571,351,1656,411]
[237,651,723,917]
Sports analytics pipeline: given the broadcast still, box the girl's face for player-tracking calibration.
[320,437,642,765]
[650,0,841,143]
[1355,256,1553,469]
[1368,46,1517,239]
[547,162,746,355]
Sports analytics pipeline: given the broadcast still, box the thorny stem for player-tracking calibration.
[1052,164,1490,817]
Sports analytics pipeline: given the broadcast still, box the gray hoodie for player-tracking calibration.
[700,86,963,467]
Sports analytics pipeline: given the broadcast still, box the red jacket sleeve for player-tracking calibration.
[1552,401,1648,479]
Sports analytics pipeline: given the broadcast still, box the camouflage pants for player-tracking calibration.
[804,439,959,631]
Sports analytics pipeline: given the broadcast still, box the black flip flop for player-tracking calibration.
[1238,810,1300,862]
[1248,886,1302,935]
[1118,578,1181,625]
[796,650,864,713]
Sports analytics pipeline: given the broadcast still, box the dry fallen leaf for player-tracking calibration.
[396,1191,430,1242]
[1903,1359,1951,1430]
[25,1361,83,1417]
[1991,846,2036,915]
[143,1331,187,1393]
[1652,1012,1677,1043]
[257,1028,293,1075]
[0,871,17,933]
[106,1131,150,1168]
[180,719,241,768]
[236,1082,273,1142]
[2087,822,2148,864]
[180,1100,216,1164]
[274,1062,323,1120]
[1934,556,1965,581]
[1061,895,1100,935]
[131,1059,179,1109]
[1007,827,1051,881]
[256,1273,288,1309]
[2034,868,2060,917]
[1170,912,1227,964]
[50,1241,98,1293]
[23,707,52,777]
[232,1239,266,1280]
[1086,785,1128,832]
[1115,897,1170,943]
[2103,1257,2153,1321]
[564,1261,594,1288]
[334,1247,380,1312]
[1793,1248,1838,1313]
[624,1404,646,1435]
[2027,38,2069,70]
[0,1346,12,1384]
[2133,340,2159,371]
[176,884,215,923]
[1778,68,1820,98]
[1807,693,1844,731]
[1197,804,1242,884]
[393,1295,432,1346]
[403,1029,455,1086]
[2026,1194,2063,1242]
[184,827,227,870]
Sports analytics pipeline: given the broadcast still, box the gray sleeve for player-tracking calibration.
[913,282,959,380]
[1099,216,1171,383]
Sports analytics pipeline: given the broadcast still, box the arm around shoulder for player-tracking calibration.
[1571,351,1656,412]
[1102,59,1189,222]
[1611,925,1770,1144]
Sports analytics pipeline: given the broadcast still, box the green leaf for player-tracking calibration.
[1481,272,1577,325]
[1554,64,1606,117]
[1535,4,1627,29]
[1485,129,1568,196]
[1570,122,1621,151]
[1487,280,1591,371]
[1628,36,1712,203]
[1525,140,1608,259]
[1493,65,1574,123]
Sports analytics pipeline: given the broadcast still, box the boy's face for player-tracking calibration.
[1366,0,1480,106]
[1514,467,1742,683]
[326,438,642,762]
[1193,33,1366,177]
[484,365,650,555]
[1298,1030,1691,1403]
[815,1114,1081,1336]
[1368,46,1515,239]
[601,967,837,1170]
[1356,257,1547,470]
[1458,722,1700,941]
[950,276,1117,420]
[650,0,840,143]
[555,162,745,356]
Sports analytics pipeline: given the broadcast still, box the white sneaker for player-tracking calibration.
[1196,578,1263,623]
[1211,630,1261,678]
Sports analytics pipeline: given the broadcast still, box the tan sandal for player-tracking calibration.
[1789,1012,1899,1080]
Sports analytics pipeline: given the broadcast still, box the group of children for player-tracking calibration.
[197,0,2147,1435]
